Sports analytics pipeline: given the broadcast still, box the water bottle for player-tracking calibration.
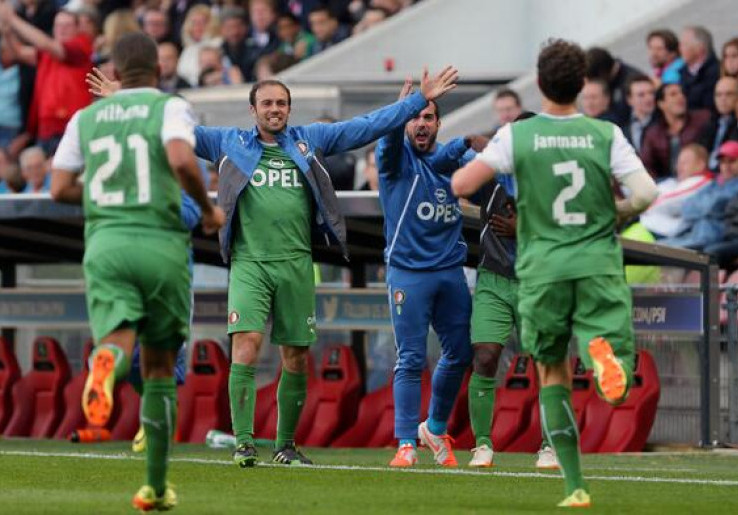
[205,429,237,449]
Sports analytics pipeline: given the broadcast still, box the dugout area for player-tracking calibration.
[0,192,723,450]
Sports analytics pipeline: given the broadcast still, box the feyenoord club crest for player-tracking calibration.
[393,289,405,315]
[228,310,240,325]
[296,141,309,156]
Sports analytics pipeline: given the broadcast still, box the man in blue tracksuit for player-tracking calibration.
[378,79,480,468]
[194,69,459,467]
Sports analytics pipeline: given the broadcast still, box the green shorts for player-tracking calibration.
[83,231,191,350]
[471,269,519,344]
[518,274,635,371]
[227,254,316,346]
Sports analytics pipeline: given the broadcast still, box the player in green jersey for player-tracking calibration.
[451,39,658,508]
[51,32,225,512]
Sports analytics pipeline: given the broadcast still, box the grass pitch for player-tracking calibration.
[1,439,737,514]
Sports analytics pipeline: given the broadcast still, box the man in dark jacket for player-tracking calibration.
[698,76,738,170]
[586,47,644,125]
[679,26,720,111]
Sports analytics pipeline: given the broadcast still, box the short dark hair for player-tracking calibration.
[112,32,158,83]
[278,12,300,25]
[647,29,679,53]
[249,79,292,107]
[495,88,521,106]
[424,99,441,120]
[585,46,615,80]
[655,82,682,103]
[625,72,654,96]
[220,6,247,24]
[537,39,587,105]
[308,6,334,19]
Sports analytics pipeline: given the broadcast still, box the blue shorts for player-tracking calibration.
[127,343,188,389]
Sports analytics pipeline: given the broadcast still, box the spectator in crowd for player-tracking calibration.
[698,76,738,171]
[248,0,280,55]
[679,25,720,111]
[662,140,738,250]
[0,53,23,150]
[640,144,714,238]
[492,88,522,129]
[253,51,298,80]
[359,144,378,191]
[623,73,657,152]
[580,79,618,121]
[97,8,140,58]
[646,29,683,84]
[220,6,264,82]
[142,7,173,44]
[76,5,100,42]
[0,148,22,193]
[158,41,191,92]
[167,0,210,48]
[19,145,48,193]
[177,4,222,87]
[703,189,738,268]
[0,7,93,156]
[312,115,357,191]
[640,83,710,180]
[352,6,391,35]
[309,6,350,55]
[198,45,243,86]
[720,37,738,78]
[276,12,315,60]
[586,46,644,124]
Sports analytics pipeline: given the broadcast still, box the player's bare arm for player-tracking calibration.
[451,160,495,198]
[165,139,224,234]
[50,168,83,204]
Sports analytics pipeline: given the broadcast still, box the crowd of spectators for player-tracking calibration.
[0,0,419,193]
[566,26,738,268]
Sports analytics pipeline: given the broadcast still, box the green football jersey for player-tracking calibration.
[231,143,312,261]
[76,89,187,240]
[477,113,644,285]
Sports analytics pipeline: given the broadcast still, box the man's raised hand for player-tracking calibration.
[86,67,121,98]
[398,76,413,100]
[420,65,459,101]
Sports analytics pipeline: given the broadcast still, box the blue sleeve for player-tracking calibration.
[179,160,210,231]
[375,128,406,178]
[301,91,427,155]
[430,138,475,176]
[194,125,225,162]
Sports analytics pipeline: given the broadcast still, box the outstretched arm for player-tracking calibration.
[2,5,64,61]
[304,66,458,154]
[376,77,413,177]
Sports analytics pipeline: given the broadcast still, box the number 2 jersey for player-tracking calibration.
[52,88,197,241]
[475,113,645,285]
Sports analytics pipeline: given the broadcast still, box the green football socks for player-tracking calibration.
[539,384,587,495]
[142,377,177,497]
[468,373,496,448]
[275,369,307,448]
[229,363,257,446]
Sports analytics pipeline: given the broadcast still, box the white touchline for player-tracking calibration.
[0,450,733,486]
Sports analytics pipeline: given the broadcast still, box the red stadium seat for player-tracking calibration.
[109,382,141,440]
[570,357,596,431]
[332,369,432,448]
[4,337,70,438]
[491,354,539,451]
[54,340,94,439]
[298,345,362,447]
[177,340,231,443]
[254,352,317,442]
[580,350,660,453]
[0,337,21,434]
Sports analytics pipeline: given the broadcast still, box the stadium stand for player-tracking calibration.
[581,350,661,453]
[3,337,70,438]
[53,340,93,439]
[0,337,20,434]
[299,345,362,447]
[177,339,231,443]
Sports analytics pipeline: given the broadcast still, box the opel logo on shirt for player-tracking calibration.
[435,188,447,204]
[269,158,285,168]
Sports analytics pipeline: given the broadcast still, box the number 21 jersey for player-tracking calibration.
[475,113,645,285]
[53,88,196,240]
